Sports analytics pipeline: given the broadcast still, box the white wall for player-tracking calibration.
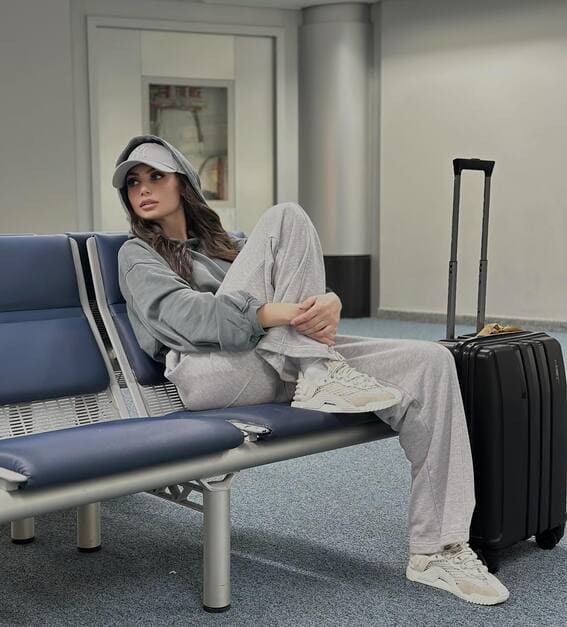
[0,0,299,234]
[0,0,76,234]
[234,36,275,235]
[378,0,567,323]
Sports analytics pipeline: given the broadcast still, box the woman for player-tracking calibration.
[113,135,509,606]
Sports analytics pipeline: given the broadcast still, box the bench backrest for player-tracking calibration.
[66,232,115,354]
[0,235,124,439]
[94,233,167,386]
[88,231,246,417]
[88,234,177,418]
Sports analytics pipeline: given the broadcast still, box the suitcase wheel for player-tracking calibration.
[535,524,565,550]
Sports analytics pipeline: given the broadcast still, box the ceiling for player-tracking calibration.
[187,0,379,10]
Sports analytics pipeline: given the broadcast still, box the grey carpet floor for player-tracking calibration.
[1,318,565,626]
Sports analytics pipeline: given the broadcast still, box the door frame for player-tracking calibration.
[85,16,286,230]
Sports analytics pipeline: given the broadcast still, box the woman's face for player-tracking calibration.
[125,164,183,222]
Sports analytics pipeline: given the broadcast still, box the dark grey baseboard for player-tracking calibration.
[325,255,370,318]
[376,308,567,332]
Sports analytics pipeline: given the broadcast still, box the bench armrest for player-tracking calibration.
[0,467,28,491]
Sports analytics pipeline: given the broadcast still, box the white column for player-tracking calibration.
[299,3,372,315]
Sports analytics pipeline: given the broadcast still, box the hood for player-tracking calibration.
[114,134,208,217]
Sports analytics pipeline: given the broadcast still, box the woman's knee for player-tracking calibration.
[410,340,456,373]
[265,201,308,223]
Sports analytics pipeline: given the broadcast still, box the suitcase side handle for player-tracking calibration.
[453,158,495,177]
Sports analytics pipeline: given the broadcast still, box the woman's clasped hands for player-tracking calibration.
[290,292,342,346]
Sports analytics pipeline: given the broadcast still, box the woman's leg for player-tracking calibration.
[165,202,338,410]
[164,347,290,411]
[331,333,475,555]
[217,202,341,381]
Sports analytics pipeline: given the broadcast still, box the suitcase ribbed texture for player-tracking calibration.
[440,332,567,558]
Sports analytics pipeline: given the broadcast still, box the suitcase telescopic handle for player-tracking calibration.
[453,158,495,177]
[446,158,495,340]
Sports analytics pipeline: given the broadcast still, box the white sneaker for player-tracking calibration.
[406,543,510,605]
[291,357,402,413]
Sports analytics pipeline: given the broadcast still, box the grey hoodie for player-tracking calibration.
[115,135,267,363]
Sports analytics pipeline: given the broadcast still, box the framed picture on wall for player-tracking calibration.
[142,77,235,216]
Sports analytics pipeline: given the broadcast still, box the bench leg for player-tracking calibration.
[11,517,35,544]
[200,474,235,613]
[77,502,101,552]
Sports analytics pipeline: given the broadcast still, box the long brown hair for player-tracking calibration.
[122,174,240,284]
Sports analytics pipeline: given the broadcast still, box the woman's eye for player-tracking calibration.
[126,179,138,187]
[152,172,164,180]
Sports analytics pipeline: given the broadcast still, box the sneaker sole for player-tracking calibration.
[290,397,401,413]
[406,565,509,606]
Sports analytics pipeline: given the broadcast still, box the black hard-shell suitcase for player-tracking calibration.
[439,158,567,572]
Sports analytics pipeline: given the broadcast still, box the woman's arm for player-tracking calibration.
[118,241,267,353]
[256,303,302,329]
[289,293,342,346]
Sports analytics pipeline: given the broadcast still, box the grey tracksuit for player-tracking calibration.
[163,202,476,554]
[116,134,270,364]
[118,235,267,364]
[115,137,476,554]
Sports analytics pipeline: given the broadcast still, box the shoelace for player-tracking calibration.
[443,543,489,577]
[293,359,379,401]
[328,362,378,389]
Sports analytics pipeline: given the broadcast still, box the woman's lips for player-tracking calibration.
[140,201,159,210]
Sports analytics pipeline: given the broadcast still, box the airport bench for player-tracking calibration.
[0,233,395,612]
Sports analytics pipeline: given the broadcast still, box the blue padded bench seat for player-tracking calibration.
[0,417,244,490]
[161,403,395,441]
[88,232,397,443]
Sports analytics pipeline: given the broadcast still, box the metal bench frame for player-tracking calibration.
[1,234,395,612]
[1,237,128,551]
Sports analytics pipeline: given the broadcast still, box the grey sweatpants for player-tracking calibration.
[164,202,476,554]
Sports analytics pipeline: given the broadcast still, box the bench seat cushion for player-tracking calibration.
[165,403,397,441]
[0,417,244,490]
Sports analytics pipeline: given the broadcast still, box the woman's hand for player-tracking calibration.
[290,292,342,346]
